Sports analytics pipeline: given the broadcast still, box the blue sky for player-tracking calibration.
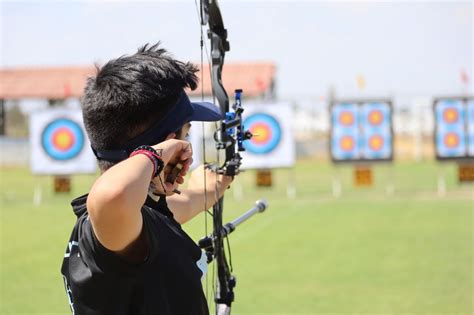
[1,0,472,101]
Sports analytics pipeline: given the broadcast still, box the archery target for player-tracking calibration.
[331,103,360,161]
[339,110,355,126]
[361,102,392,160]
[41,119,84,160]
[330,100,393,162]
[467,100,474,157]
[434,99,466,159]
[243,113,281,154]
[30,109,97,174]
[240,103,295,169]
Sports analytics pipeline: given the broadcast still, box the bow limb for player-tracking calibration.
[201,0,235,312]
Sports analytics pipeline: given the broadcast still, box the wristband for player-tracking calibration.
[130,145,164,179]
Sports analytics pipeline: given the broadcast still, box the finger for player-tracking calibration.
[166,182,180,196]
[154,139,192,165]
[179,143,193,161]
[165,133,176,140]
[181,158,193,174]
[176,176,184,184]
[161,181,176,193]
[165,163,184,184]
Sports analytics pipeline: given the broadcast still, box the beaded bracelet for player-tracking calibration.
[129,145,164,179]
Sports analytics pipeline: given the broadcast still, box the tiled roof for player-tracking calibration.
[188,62,276,98]
[0,63,276,100]
[0,66,95,99]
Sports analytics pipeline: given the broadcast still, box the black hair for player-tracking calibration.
[81,43,198,171]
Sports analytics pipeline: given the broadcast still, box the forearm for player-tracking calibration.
[168,173,231,224]
[174,188,220,224]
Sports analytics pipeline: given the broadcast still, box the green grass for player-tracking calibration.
[1,160,473,314]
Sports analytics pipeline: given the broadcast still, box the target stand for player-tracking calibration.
[353,165,373,187]
[458,163,474,183]
[330,99,394,192]
[54,176,72,193]
[256,169,273,187]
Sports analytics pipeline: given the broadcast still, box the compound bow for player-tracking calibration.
[196,1,268,314]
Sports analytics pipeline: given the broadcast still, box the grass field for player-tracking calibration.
[1,160,473,314]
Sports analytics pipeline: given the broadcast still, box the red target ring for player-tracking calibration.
[249,122,272,145]
[444,132,460,148]
[368,110,383,126]
[339,111,355,126]
[369,135,384,151]
[340,136,355,151]
[41,118,85,161]
[443,108,459,124]
[52,127,76,152]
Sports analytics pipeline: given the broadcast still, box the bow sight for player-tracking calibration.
[214,89,253,176]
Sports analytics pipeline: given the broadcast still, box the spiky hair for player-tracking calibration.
[81,43,198,170]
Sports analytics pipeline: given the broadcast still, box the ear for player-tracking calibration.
[165,133,176,140]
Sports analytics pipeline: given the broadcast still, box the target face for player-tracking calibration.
[434,99,466,159]
[244,113,282,154]
[340,136,355,151]
[468,101,474,156]
[331,101,393,162]
[331,103,360,160]
[368,135,384,151]
[443,108,459,124]
[41,118,85,160]
[444,132,459,148]
[368,110,383,126]
[339,111,355,126]
[361,102,392,160]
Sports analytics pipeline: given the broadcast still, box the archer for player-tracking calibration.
[61,43,233,314]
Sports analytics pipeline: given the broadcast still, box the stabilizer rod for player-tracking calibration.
[199,199,269,251]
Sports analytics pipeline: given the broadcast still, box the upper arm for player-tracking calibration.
[87,179,144,252]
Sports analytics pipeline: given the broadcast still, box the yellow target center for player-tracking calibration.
[341,136,354,151]
[369,111,382,125]
[251,124,271,144]
[340,112,354,126]
[369,136,383,150]
[445,133,459,147]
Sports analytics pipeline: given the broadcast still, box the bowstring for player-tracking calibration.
[195,1,230,310]
[194,0,208,301]
[194,0,217,306]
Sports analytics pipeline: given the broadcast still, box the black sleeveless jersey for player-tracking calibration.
[61,194,209,315]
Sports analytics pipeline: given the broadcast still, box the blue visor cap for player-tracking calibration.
[91,91,223,162]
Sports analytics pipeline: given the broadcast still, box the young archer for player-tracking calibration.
[61,43,232,314]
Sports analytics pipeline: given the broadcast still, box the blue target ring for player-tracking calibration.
[243,113,281,154]
[41,118,85,160]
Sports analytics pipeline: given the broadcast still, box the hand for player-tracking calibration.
[151,140,193,195]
